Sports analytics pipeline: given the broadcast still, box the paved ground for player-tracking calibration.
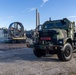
[0,48,76,75]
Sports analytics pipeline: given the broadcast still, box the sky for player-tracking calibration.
[0,0,76,30]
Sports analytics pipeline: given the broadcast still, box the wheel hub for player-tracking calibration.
[65,47,70,57]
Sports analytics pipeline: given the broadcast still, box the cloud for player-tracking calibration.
[0,16,14,21]
[28,8,36,12]
[43,0,48,3]
[7,16,14,19]
[40,0,49,7]
[67,15,76,18]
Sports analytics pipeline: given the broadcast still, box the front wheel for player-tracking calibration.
[57,43,73,61]
[33,49,46,58]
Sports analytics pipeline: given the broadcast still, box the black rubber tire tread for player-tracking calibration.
[57,43,73,61]
[33,49,46,58]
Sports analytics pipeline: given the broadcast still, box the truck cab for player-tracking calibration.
[33,18,76,61]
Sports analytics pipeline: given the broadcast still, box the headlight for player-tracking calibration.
[59,41,63,44]
[58,39,63,45]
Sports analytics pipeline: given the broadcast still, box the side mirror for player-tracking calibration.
[38,25,42,31]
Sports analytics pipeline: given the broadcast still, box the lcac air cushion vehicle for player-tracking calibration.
[8,22,26,43]
[33,18,76,61]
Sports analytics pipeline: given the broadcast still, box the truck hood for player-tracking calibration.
[39,29,67,39]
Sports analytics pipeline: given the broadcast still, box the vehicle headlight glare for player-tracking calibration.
[59,41,63,44]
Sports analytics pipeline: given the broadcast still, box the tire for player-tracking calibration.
[57,43,73,61]
[33,49,46,58]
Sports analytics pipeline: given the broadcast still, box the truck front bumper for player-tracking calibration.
[34,44,63,50]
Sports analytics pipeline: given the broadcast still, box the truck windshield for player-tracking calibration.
[43,21,66,29]
[44,23,54,29]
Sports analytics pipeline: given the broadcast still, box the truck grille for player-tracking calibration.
[39,30,58,45]
[39,40,55,45]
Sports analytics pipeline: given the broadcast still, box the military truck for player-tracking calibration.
[33,18,76,61]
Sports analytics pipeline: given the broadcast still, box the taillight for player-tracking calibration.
[40,37,51,40]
